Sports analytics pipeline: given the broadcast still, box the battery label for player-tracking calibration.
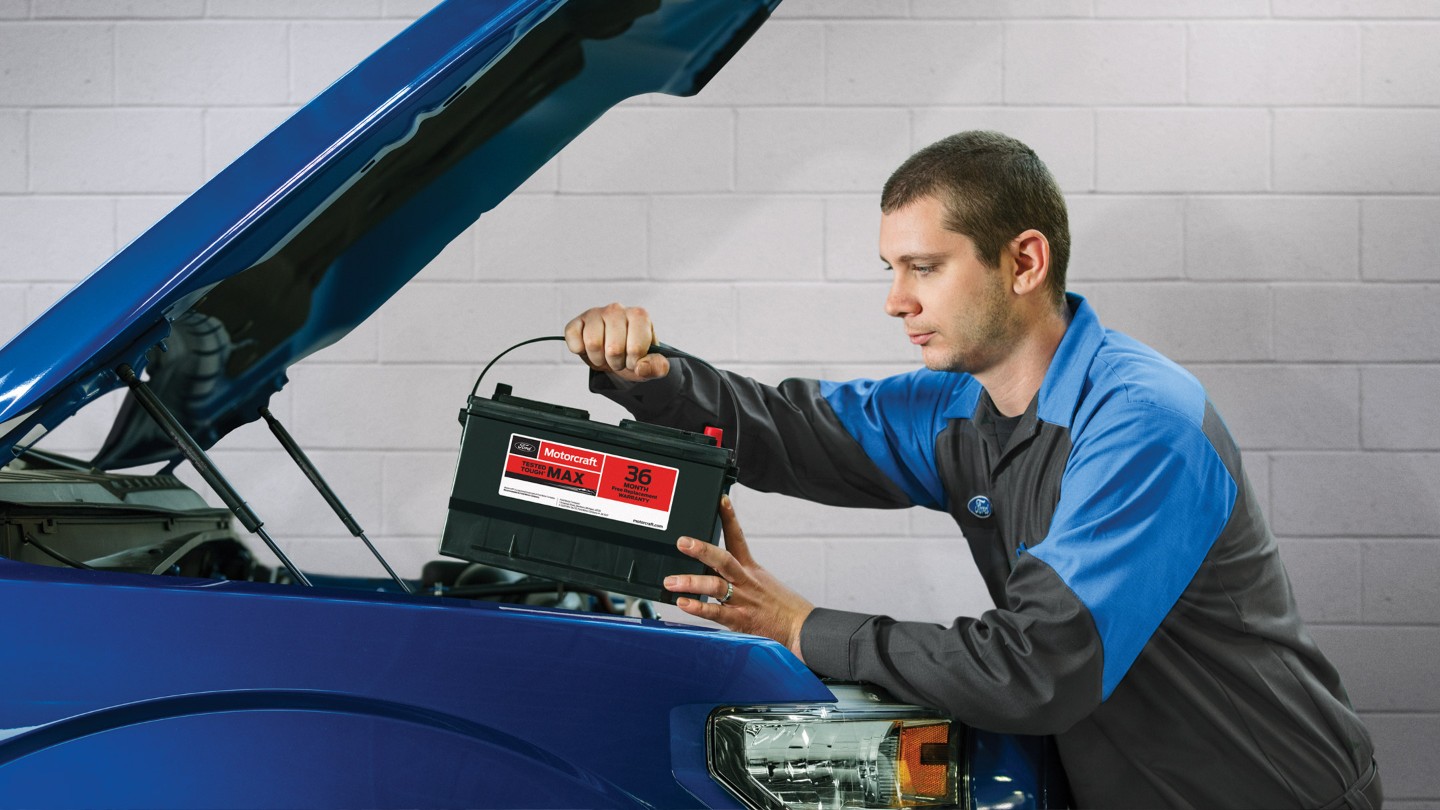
[499,434,678,531]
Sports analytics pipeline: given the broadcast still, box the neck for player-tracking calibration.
[976,303,1071,417]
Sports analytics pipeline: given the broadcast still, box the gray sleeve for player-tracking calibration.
[591,358,912,509]
[595,359,1107,734]
[800,555,1105,736]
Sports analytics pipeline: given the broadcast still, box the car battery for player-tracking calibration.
[440,383,737,603]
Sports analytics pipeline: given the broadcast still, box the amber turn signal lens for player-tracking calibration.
[897,722,952,802]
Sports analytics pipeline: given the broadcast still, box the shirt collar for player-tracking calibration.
[972,387,1042,458]
[1036,292,1105,427]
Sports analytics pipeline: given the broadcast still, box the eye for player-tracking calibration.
[912,264,936,276]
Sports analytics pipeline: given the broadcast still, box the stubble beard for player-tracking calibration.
[924,270,1020,376]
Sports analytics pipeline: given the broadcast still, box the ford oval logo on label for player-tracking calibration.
[967,495,993,519]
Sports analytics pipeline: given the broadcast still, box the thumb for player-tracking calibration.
[635,353,670,380]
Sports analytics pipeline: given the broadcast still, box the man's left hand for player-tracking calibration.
[664,496,814,662]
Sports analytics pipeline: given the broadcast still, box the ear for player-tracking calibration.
[1007,229,1051,298]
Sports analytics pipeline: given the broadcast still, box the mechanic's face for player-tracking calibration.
[880,195,1019,375]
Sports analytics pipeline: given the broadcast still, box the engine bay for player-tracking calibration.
[0,447,652,617]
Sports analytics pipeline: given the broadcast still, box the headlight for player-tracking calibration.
[708,683,959,810]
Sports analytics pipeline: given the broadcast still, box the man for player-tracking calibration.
[564,132,1379,808]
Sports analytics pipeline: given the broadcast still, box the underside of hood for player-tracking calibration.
[0,0,776,470]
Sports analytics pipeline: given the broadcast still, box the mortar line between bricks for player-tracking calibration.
[1308,622,1440,629]
[108,22,116,105]
[1358,540,1367,622]
[284,17,295,108]
[528,190,1440,198]
[1180,21,1189,103]
[540,102,1440,112]
[818,20,829,105]
[21,108,29,192]
[1179,195,1191,279]
[181,17,394,22]
[912,359,1436,368]
[1267,107,1275,193]
[1277,535,1440,541]
[285,21,295,102]
[729,107,737,192]
[641,195,653,279]
[1354,195,1367,283]
[1357,360,1367,449]
[303,360,823,368]
[21,103,293,112]
[998,21,1007,105]
[1269,448,1440,456]
[200,107,211,178]
[1266,284,1276,361]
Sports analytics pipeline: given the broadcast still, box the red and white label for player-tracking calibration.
[498,434,678,531]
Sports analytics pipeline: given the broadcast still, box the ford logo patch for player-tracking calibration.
[967,495,993,519]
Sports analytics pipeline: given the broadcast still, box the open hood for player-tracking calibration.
[0,0,775,469]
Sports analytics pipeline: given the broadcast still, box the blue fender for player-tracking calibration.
[0,690,644,808]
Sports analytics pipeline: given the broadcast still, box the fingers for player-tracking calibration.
[625,307,654,373]
[674,536,747,584]
[674,594,729,623]
[599,304,631,372]
[666,497,749,591]
[568,313,607,373]
[562,315,585,357]
[717,495,753,566]
[663,499,815,653]
[663,572,730,602]
[563,303,668,381]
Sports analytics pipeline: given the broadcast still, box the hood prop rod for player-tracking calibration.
[115,364,312,587]
[258,407,413,594]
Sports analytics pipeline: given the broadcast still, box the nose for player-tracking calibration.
[884,272,916,319]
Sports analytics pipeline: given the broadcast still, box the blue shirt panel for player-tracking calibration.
[1031,334,1238,699]
[818,370,979,511]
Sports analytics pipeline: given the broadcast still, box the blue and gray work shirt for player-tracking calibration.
[597,293,1376,808]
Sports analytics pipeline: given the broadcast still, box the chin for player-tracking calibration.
[920,349,961,374]
[922,348,984,376]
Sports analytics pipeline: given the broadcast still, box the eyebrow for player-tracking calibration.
[881,252,949,265]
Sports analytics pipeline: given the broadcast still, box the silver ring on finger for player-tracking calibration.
[718,580,734,604]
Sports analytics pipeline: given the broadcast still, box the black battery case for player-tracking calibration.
[440,385,737,603]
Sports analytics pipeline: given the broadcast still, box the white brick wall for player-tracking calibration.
[1097,108,1271,191]
[1004,22,1186,104]
[117,22,289,103]
[2,1,1438,800]
[0,23,113,105]
[1275,109,1440,192]
[826,22,1002,105]
[30,108,204,192]
[1187,22,1361,105]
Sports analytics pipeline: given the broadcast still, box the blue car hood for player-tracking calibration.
[0,0,775,469]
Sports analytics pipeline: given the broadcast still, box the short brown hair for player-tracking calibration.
[881,131,1070,309]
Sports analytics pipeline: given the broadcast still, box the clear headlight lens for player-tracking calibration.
[709,684,958,810]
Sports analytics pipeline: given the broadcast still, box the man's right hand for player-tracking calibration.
[564,303,671,384]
